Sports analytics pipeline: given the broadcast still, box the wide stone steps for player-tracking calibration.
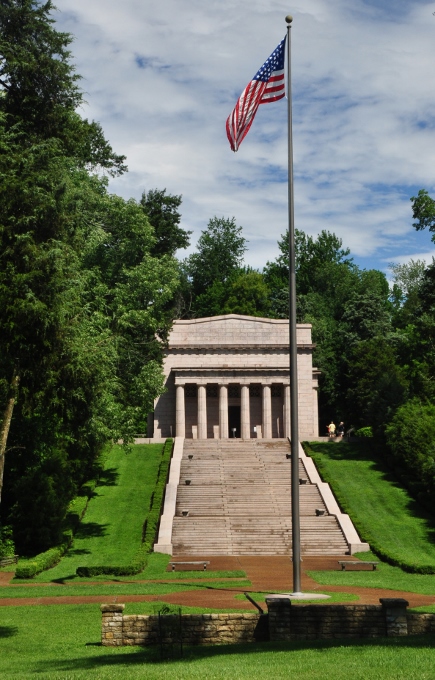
[171,439,348,556]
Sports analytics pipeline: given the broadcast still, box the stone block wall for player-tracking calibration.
[101,605,267,647]
[266,597,412,641]
[101,599,434,647]
[408,612,435,635]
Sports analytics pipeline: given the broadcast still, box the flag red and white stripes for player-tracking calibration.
[226,37,286,152]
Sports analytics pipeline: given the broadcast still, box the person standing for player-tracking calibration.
[328,421,336,438]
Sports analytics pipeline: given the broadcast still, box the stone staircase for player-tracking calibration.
[171,439,349,556]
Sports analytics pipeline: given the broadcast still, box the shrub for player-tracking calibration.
[385,398,435,508]
[0,525,15,559]
[354,426,373,438]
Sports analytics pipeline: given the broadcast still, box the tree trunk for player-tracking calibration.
[0,370,20,506]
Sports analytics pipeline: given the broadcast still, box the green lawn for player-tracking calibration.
[0,605,434,680]
[28,444,166,581]
[304,441,435,570]
[309,550,435,595]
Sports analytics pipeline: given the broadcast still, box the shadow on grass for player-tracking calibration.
[97,467,119,487]
[34,634,435,673]
[74,522,109,540]
[0,626,18,639]
[306,441,435,547]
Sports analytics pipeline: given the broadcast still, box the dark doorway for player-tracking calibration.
[228,406,241,438]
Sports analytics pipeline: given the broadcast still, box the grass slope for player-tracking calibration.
[1,605,435,680]
[304,441,435,571]
[309,549,435,595]
[31,443,164,581]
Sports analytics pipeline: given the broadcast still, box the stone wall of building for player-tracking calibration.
[101,599,435,647]
[151,315,319,440]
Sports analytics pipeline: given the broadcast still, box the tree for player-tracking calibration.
[265,229,363,424]
[223,270,271,317]
[390,259,426,327]
[184,217,247,317]
[0,2,180,552]
[0,0,126,173]
[411,189,435,234]
[385,399,435,509]
[140,188,191,257]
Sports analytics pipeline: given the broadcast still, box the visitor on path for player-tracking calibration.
[337,422,345,438]
[328,421,336,438]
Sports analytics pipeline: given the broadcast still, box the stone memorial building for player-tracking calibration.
[149,314,319,440]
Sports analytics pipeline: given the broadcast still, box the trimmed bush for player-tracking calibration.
[76,438,173,577]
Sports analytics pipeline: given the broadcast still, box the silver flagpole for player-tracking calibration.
[286,14,302,594]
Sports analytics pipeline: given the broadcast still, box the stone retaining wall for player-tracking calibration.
[408,612,435,635]
[101,605,266,646]
[101,599,435,647]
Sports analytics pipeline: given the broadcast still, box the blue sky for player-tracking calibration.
[55,0,435,276]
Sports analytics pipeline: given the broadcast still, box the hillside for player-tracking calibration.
[303,441,435,572]
[31,442,166,582]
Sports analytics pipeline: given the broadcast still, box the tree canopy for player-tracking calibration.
[0,1,180,553]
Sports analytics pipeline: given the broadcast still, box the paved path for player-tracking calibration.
[1,556,434,609]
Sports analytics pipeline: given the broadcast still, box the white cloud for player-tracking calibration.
[54,0,435,270]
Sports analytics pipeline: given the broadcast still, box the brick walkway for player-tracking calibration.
[1,555,434,609]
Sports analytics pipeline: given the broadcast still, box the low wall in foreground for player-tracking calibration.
[101,598,435,647]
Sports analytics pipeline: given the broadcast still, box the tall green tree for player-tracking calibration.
[0,1,179,552]
[184,216,247,317]
[140,188,190,257]
[223,269,271,317]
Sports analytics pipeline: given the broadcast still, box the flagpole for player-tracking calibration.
[286,14,302,595]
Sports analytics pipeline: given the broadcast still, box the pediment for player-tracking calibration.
[169,315,312,348]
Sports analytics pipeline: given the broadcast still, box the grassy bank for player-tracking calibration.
[26,443,166,581]
[303,441,435,572]
[309,549,435,595]
[0,604,434,680]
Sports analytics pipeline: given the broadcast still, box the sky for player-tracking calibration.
[54,0,435,275]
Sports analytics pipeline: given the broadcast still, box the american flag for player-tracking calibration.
[226,37,286,152]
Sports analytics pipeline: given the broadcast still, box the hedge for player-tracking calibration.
[75,438,173,577]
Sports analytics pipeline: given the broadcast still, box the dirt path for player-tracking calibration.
[1,555,434,609]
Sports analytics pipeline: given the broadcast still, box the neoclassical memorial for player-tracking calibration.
[149,314,319,440]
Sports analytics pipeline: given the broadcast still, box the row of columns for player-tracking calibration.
[175,383,291,439]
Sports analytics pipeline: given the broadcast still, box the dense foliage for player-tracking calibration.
[0,1,180,554]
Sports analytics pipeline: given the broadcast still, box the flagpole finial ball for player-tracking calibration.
[285,15,293,23]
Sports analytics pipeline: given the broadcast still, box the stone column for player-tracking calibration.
[266,596,292,641]
[283,384,291,439]
[380,598,409,636]
[197,384,207,439]
[262,384,272,439]
[101,604,125,646]
[219,384,228,439]
[175,385,185,438]
[241,385,250,439]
